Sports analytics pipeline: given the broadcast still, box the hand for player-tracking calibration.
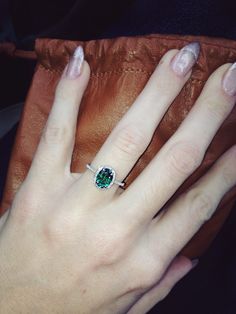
[0,42,235,314]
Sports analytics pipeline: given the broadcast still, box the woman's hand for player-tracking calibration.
[0,42,235,314]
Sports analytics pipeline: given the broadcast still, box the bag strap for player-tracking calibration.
[0,42,37,60]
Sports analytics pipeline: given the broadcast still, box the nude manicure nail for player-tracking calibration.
[66,45,84,79]
[222,63,236,96]
[171,42,200,77]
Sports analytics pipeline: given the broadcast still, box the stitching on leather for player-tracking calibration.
[39,64,61,73]
[38,36,236,74]
[91,68,152,76]
[38,64,203,81]
[39,64,152,75]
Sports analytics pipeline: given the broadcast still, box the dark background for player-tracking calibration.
[0,0,236,313]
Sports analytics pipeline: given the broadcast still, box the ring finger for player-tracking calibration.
[76,42,200,204]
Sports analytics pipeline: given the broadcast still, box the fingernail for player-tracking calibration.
[66,45,84,79]
[191,258,199,269]
[222,63,236,96]
[171,42,200,77]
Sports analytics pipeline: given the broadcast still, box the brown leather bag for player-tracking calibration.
[0,34,236,259]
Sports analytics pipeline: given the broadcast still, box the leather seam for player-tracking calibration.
[145,34,236,50]
[38,64,203,81]
[38,64,156,75]
[36,35,236,61]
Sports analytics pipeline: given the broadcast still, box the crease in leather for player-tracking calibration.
[1,33,236,260]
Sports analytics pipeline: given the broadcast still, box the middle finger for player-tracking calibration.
[118,62,236,224]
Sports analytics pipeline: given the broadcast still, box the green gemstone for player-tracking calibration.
[95,167,114,189]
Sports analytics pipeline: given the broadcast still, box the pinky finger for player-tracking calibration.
[127,255,196,314]
[151,145,236,265]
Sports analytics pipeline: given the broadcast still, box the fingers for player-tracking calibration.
[150,144,236,265]
[127,255,194,314]
[76,42,200,204]
[27,46,90,186]
[118,62,236,224]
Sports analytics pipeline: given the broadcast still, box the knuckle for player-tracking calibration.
[131,258,164,292]
[147,253,167,281]
[168,141,203,176]
[92,224,130,266]
[140,180,157,209]
[42,215,71,247]
[128,270,153,293]
[11,183,39,223]
[155,256,167,276]
[42,221,58,247]
[113,124,148,160]
[142,266,158,288]
[42,121,72,145]
[55,82,71,103]
[186,188,214,223]
[137,272,156,291]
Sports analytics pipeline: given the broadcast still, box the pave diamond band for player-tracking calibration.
[86,164,125,189]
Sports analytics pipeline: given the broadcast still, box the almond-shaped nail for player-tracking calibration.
[222,63,236,96]
[171,42,200,77]
[66,45,84,79]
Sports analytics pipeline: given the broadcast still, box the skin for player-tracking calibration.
[0,48,235,314]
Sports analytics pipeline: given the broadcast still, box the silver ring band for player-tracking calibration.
[86,164,125,189]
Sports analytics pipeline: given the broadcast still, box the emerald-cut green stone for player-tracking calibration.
[95,167,114,189]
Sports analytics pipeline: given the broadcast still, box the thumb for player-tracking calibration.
[127,255,198,314]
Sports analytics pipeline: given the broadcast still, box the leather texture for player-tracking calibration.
[0,33,236,259]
